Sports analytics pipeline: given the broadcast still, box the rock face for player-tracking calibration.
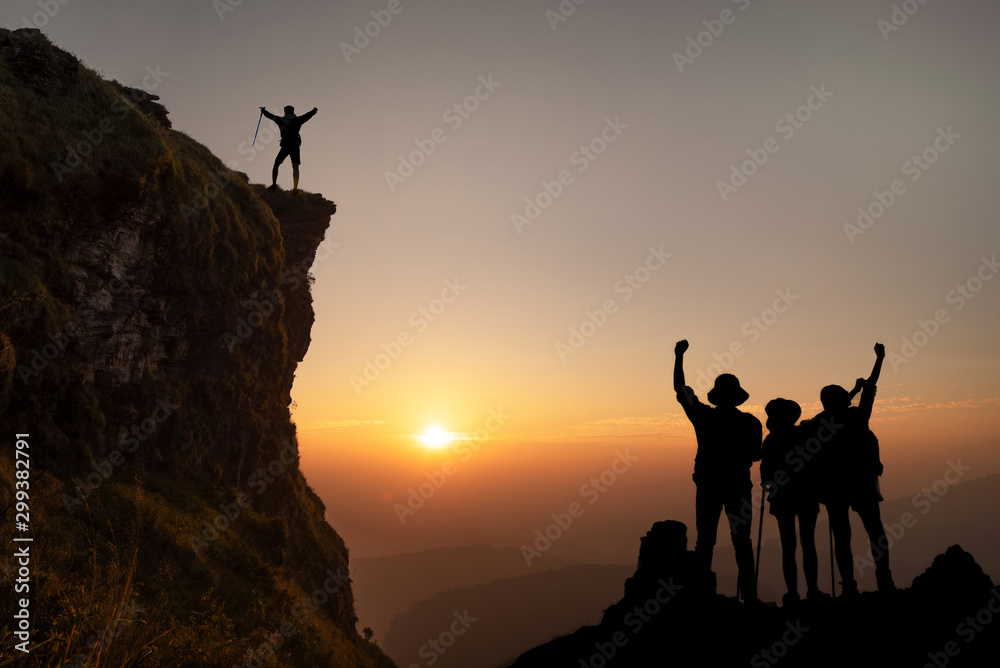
[6,27,78,95]
[0,28,393,667]
[509,521,1000,667]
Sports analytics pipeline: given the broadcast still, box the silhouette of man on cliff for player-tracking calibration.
[260,105,318,192]
[674,340,762,602]
[803,343,895,595]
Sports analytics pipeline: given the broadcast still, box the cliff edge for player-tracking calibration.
[0,28,393,667]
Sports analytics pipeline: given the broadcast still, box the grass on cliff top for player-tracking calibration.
[0,27,284,341]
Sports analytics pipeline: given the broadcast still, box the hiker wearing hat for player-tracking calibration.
[260,104,318,192]
[802,343,894,595]
[761,397,827,606]
[674,339,762,602]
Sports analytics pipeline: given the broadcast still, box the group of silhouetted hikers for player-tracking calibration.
[674,340,894,606]
[256,101,894,609]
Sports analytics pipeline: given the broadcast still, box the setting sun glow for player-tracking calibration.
[416,425,457,449]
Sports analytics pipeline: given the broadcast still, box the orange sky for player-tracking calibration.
[293,390,1000,558]
[13,0,999,560]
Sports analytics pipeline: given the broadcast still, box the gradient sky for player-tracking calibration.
[7,0,999,558]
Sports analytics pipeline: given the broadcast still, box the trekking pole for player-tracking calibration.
[829,511,836,597]
[252,108,264,147]
[755,484,765,589]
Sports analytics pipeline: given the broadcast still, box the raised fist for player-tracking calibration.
[675,340,689,355]
[874,342,885,358]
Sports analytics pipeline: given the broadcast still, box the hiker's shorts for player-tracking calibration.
[276,144,301,166]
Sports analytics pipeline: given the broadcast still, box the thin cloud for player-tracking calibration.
[873,396,1000,416]
[295,419,392,431]
[571,414,689,437]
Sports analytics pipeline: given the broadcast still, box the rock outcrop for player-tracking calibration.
[509,521,1000,667]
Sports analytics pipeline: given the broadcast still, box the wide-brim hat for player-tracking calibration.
[707,373,749,406]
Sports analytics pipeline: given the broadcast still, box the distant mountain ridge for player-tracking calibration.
[382,563,632,668]
[353,544,581,642]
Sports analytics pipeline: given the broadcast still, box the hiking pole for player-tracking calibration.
[829,510,836,597]
[252,107,264,147]
[755,484,766,589]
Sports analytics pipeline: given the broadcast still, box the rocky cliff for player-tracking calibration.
[0,28,394,667]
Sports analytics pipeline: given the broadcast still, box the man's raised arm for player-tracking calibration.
[859,343,886,420]
[260,107,278,122]
[300,107,318,123]
[869,343,885,387]
[673,339,689,394]
[848,377,866,403]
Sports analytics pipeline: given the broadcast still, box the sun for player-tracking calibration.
[416,425,456,449]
